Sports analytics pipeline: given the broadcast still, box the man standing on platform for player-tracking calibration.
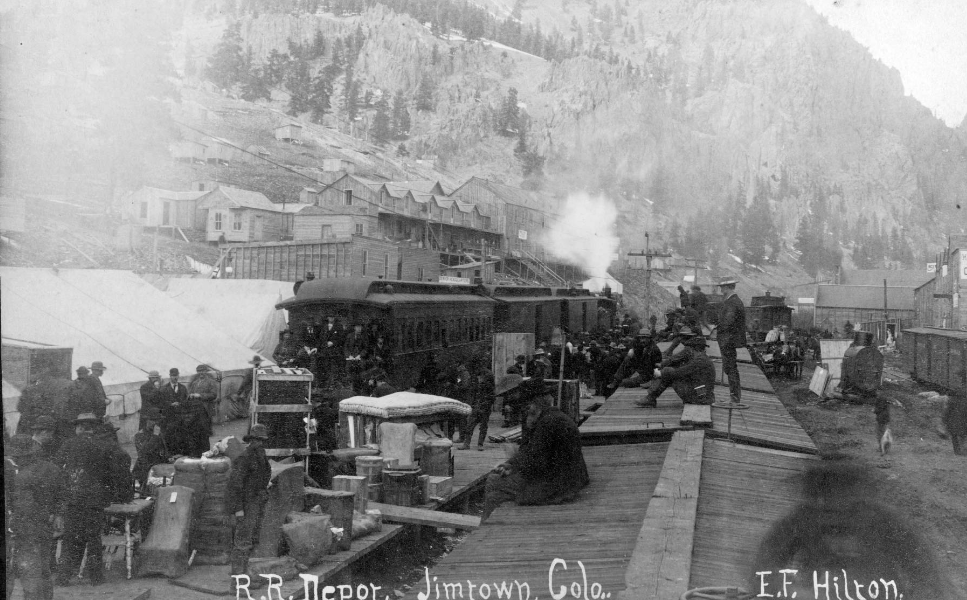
[139,371,163,432]
[714,279,746,404]
[55,413,110,587]
[482,388,590,523]
[189,365,220,428]
[66,366,104,422]
[29,416,58,460]
[319,315,345,387]
[461,355,496,451]
[227,424,272,592]
[9,434,65,600]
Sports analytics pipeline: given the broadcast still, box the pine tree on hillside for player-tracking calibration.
[497,87,520,136]
[309,71,332,124]
[344,65,359,121]
[372,93,391,143]
[331,38,345,72]
[416,78,435,112]
[286,60,313,115]
[264,49,291,88]
[396,143,409,157]
[239,52,271,102]
[312,29,326,58]
[207,22,245,90]
[391,90,410,139]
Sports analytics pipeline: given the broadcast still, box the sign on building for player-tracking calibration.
[439,275,471,285]
[927,263,936,273]
[960,250,967,279]
[518,229,528,240]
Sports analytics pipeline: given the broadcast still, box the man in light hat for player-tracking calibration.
[89,362,107,412]
[139,371,163,433]
[713,279,746,403]
[637,327,716,407]
[189,364,220,428]
[8,434,65,599]
[226,424,272,592]
[55,413,110,586]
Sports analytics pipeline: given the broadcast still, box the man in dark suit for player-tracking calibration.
[714,279,746,403]
[160,369,191,456]
[318,316,345,387]
[344,323,367,393]
[138,371,163,432]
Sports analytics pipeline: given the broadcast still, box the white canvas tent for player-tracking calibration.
[0,267,272,440]
[582,273,623,295]
[165,278,294,359]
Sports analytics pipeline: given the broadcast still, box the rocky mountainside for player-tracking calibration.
[3,0,963,285]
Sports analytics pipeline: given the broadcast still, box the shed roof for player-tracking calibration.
[384,180,439,196]
[200,186,279,212]
[130,186,208,203]
[838,269,934,288]
[815,285,915,311]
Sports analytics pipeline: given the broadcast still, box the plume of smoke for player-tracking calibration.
[538,193,620,290]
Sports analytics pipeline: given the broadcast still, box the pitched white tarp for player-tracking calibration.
[582,273,623,295]
[165,278,294,359]
[0,267,271,441]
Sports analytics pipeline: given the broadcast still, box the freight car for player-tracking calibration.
[276,280,616,389]
[901,327,967,394]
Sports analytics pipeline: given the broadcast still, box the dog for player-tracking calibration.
[880,427,894,455]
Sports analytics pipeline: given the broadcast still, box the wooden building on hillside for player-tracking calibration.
[196,186,282,243]
[205,138,238,164]
[914,235,967,330]
[124,186,208,229]
[275,123,303,143]
[221,236,441,283]
[322,158,355,173]
[169,140,208,162]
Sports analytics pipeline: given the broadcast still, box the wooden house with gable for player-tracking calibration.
[195,186,282,243]
[275,123,303,143]
[124,186,208,229]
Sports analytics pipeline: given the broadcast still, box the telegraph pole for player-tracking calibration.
[627,233,672,320]
[681,257,708,285]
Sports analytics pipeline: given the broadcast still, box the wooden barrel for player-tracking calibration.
[421,438,453,477]
[356,456,384,485]
[383,468,421,507]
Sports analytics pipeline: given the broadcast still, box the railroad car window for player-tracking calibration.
[433,321,440,346]
[408,320,416,350]
[473,318,479,341]
[417,321,425,348]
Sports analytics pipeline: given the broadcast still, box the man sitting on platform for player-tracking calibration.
[482,382,590,523]
[636,327,716,407]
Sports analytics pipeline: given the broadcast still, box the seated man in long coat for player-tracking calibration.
[482,383,590,522]
[638,327,716,407]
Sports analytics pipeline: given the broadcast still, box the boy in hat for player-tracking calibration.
[9,434,66,600]
[226,424,272,592]
[133,408,168,491]
[230,356,262,420]
[55,413,111,586]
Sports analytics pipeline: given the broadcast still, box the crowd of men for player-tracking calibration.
[272,317,391,393]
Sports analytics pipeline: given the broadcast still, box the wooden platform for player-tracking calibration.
[579,362,816,454]
[580,387,685,438]
[403,443,669,600]
[659,340,753,363]
[689,438,818,591]
[713,361,776,394]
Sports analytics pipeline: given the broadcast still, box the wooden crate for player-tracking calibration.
[1,340,73,389]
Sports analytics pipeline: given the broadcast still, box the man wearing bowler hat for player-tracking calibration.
[139,371,163,432]
[8,434,66,599]
[226,424,272,592]
[89,361,107,406]
[55,413,110,586]
[66,366,104,422]
[637,327,716,407]
[713,278,746,403]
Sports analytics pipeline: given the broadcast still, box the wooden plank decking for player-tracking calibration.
[579,362,816,454]
[689,438,818,592]
[403,443,669,600]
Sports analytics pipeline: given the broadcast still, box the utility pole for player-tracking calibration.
[627,232,672,320]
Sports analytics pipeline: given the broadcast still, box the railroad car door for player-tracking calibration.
[534,304,543,341]
[560,300,570,333]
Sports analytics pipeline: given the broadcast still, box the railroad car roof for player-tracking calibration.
[902,327,967,340]
[277,278,494,309]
